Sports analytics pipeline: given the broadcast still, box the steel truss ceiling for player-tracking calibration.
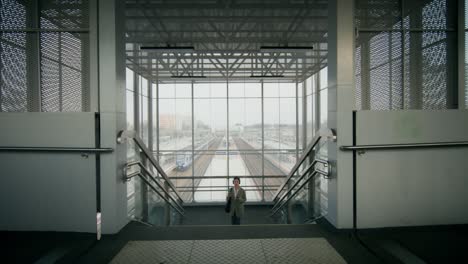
[125,0,328,82]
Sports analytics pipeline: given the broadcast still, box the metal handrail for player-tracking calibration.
[270,159,328,213]
[0,147,113,152]
[270,169,329,217]
[117,130,184,203]
[272,128,335,201]
[129,171,185,216]
[340,141,468,151]
[126,161,184,214]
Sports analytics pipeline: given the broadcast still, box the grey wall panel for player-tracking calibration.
[99,112,128,234]
[355,110,468,228]
[0,112,95,147]
[356,148,468,228]
[0,152,97,232]
[356,110,468,145]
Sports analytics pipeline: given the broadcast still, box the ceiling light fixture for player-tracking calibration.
[249,75,284,78]
[140,46,195,53]
[171,75,207,79]
[259,46,313,53]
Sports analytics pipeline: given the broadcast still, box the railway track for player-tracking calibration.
[167,137,222,201]
[232,137,286,201]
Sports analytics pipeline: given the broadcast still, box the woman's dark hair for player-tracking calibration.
[233,176,240,184]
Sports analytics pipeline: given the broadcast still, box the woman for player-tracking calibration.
[227,176,246,225]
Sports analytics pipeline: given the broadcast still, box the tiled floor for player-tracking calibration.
[110,238,347,264]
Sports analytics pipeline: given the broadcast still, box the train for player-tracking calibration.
[175,148,193,171]
[175,137,216,171]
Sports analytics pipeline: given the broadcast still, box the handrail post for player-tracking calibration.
[140,151,149,222]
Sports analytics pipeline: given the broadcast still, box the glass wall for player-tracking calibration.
[139,76,149,145]
[158,81,193,201]
[154,80,302,202]
[125,74,325,203]
[319,67,328,129]
[228,82,262,201]
[193,82,227,202]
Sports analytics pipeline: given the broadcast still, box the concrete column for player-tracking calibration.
[326,0,355,229]
[97,0,128,234]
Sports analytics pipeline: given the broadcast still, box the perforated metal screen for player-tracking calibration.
[40,0,90,29]
[465,0,468,109]
[355,0,457,110]
[40,32,87,112]
[0,33,28,112]
[0,0,90,112]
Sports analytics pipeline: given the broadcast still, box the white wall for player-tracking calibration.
[0,113,98,232]
[97,0,129,234]
[355,110,468,228]
[326,0,355,229]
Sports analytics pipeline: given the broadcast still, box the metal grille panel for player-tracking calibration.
[355,0,401,29]
[356,31,403,110]
[39,31,86,112]
[0,33,27,112]
[40,0,89,29]
[370,64,390,110]
[421,0,455,30]
[40,58,61,112]
[390,31,403,110]
[466,1,468,109]
[40,32,60,111]
[1,0,89,112]
[421,33,447,110]
[403,22,411,109]
[357,0,455,111]
[466,31,468,109]
[355,46,362,110]
[369,32,391,110]
[61,32,82,69]
[0,0,26,29]
[62,66,82,111]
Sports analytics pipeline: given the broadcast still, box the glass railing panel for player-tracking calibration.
[269,137,331,224]
[147,182,167,226]
[169,205,183,225]
[313,140,329,217]
[120,131,185,226]
[264,150,288,201]
[290,183,309,224]
[132,174,148,222]
[126,140,140,218]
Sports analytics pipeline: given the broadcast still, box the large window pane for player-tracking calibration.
[154,80,299,203]
[264,82,279,97]
[298,81,304,150]
[194,153,228,202]
[264,98,280,150]
[159,98,192,151]
[280,97,296,148]
[152,86,157,151]
[139,76,149,144]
